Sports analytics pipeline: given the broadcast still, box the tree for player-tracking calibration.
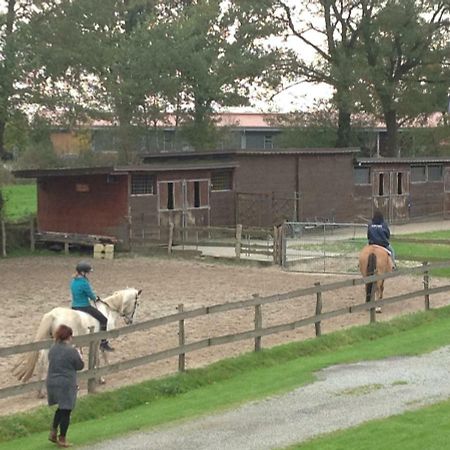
[360,0,450,156]
[275,0,373,147]
[160,0,282,150]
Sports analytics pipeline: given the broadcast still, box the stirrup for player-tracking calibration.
[100,341,114,352]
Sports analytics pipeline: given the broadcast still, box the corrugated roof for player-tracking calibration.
[357,157,450,165]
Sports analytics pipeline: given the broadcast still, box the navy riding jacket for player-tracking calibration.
[367,221,391,248]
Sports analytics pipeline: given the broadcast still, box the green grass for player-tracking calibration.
[3,306,450,449]
[0,184,36,221]
[286,399,450,450]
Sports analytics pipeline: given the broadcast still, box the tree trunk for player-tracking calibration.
[336,109,351,147]
[384,109,398,157]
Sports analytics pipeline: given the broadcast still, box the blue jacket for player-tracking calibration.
[71,276,96,308]
[367,221,390,248]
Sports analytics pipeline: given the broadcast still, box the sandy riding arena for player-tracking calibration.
[1,255,449,415]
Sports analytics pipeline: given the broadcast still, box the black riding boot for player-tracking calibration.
[100,340,114,352]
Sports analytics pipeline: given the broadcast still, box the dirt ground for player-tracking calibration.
[0,253,449,416]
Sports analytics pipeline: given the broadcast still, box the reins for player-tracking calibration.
[95,295,139,325]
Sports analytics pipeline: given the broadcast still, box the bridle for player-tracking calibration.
[95,292,140,325]
[122,295,139,325]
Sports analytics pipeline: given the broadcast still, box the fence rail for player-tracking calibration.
[2,260,449,400]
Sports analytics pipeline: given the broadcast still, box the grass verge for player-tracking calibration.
[2,305,450,449]
[286,397,450,450]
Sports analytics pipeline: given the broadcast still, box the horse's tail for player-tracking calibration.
[365,252,377,303]
[12,312,54,382]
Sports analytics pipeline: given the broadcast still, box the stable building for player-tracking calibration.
[13,150,450,250]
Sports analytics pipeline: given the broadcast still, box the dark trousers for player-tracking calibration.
[52,408,71,436]
[72,305,107,331]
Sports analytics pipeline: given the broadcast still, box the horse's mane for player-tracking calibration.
[102,288,135,313]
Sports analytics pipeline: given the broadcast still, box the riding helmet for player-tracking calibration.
[76,261,93,274]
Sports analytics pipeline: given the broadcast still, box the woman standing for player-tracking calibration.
[47,324,84,447]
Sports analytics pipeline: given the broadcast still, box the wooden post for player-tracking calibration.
[423,261,430,310]
[273,226,278,264]
[87,326,97,394]
[253,294,262,352]
[1,220,6,257]
[281,223,287,267]
[314,282,322,337]
[168,222,174,255]
[30,218,35,252]
[64,241,69,255]
[177,304,185,372]
[235,224,242,260]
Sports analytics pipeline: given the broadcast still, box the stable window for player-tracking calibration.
[411,165,426,183]
[167,182,174,209]
[131,174,154,195]
[211,170,232,191]
[353,167,370,185]
[428,165,443,182]
[397,172,403,195]
[194,181,200,208]
[378,173,384,196]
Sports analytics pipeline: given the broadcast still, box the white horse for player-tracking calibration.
[13,287,142,395]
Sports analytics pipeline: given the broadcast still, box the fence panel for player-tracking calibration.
[282,222,368,273]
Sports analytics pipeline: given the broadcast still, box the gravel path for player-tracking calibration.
[82,345,450,450]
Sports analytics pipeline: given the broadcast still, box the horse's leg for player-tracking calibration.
[375,280,384,313]
[35,350,48,398]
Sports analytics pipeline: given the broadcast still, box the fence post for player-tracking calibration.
[314,282,322,337]
[168,222,174,255]
[235,224,242,260]
[253,294,262,352]
[273,226,278,264]
[87,326,97,394]
[30,218,35,252]
[423,261,430,310]
[177,303,185,372]
[1,220,6,257]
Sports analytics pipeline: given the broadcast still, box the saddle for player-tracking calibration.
[369,244,391,256]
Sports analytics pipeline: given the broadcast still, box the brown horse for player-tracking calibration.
[359,244,394,311]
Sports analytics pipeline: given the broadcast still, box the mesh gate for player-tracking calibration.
[282,222,368,274]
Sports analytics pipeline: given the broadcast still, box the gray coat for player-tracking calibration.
[47,342,84,410]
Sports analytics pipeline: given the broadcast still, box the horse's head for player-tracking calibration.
[108,288,142,325]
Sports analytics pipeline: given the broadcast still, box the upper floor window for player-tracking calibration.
[353,167,370,185]
[411,165,426,183]
[131,174,154,195]
[428,165,443,182]
[211,170,232,191]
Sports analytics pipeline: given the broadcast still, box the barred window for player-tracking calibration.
[411,165,426,182]
[211,171,232,191]
[428,165,443,181]
[131,174,154,195]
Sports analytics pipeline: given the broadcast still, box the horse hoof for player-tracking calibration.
[375,307,382,313]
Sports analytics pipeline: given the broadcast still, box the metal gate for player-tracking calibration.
[282,222,368,273]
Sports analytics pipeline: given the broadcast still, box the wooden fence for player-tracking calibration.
[164,224,281,262]
[1,260,450,400]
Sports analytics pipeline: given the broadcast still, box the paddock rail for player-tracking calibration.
[1,260,450,399]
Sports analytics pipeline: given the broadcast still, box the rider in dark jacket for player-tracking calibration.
[367,211,396,268]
